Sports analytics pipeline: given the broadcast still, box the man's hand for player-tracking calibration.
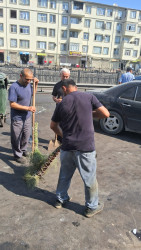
[28,106,36,113]
[52,96,62,103]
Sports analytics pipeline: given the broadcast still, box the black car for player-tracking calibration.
[92,81,141,134]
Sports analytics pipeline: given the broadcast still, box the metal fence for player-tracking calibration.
[0,65,121,85]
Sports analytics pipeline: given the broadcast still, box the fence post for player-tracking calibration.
[77,70,80,83]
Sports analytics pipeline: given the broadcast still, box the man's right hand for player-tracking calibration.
[28,106,36,112]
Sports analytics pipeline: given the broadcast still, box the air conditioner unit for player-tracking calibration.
[65,10,68,13]
[117,30,121,33]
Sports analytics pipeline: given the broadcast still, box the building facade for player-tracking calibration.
[0,0,141,70]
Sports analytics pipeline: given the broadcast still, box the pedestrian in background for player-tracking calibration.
[8,68,39,163]
[52,68,70,104]
[119,67,135,84]
[50,79,110,218]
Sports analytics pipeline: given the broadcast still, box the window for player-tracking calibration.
[106,22,111,30]
[114,48,119,55]
[50,1,56,9]
[70,17,79,24]
[10,10,17,18]
[38,0,47,7]
[10,39,17,47]
[0,37,4,46]
[135,87,141,102]
[123,37,130,43]
[86,6,91,14]
[50,14,56,23]
[94,34,103,42]
[125,50,131,56]
[48,42,56,50]
[0,9,3,18]
[139,12,141,20]
[84,19,90,28]
[83,32,89,40]
[70,31,78,38]
[37,13,47,22]
[117,10,123,19]
[126,24,136,31]
[60,43,67,51]
[120,87,136,100]
[107,9,113,17]
[82,45,88,53]
[116,23,122,32]
[49,29,55,37]
[130,11,136,19]
[20,26,29,34]
[20,0,30,5]
[69,43,79,51]
[115,36,121,44]
[73,1,83,10]
[61,30,67,38]
[20,40,29,48]
[134,38,139,45]
[0,23,3,32]
[97,8,105,16]
[20,11,29,20]
[137,26,141,34]
[93,46,102,54]
[37,27,47,36]
[104,35,110,42]
[62,16,68,25]
[37,41,46,49]
[10,24,17,33]
[10,0,17,3]
[103,47,109,55]
[96,21,104,29]
[133,50,138,57]
[63,2,69,11]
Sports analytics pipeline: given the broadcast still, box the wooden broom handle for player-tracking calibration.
[32,80,36,152]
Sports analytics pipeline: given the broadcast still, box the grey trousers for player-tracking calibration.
[11,117,31,158]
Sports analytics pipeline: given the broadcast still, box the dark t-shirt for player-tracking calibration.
[8,81,33,121]
[51,91,102,152]
[52,80,64,99]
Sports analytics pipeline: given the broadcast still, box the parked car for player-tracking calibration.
[92,81,141,134]
[134,75,141,80]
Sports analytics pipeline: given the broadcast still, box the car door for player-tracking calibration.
[118,85,141,131]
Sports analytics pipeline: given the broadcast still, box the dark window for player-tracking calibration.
[135,86,141,102]
[10,10,17,18]
[120,86,136,100]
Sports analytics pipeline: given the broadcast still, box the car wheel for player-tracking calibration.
[100,111,124,135]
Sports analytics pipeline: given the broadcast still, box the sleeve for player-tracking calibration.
[52,85,57,96]
[91,94,102,110]
[51,103,61,123]
[8,85,17,103]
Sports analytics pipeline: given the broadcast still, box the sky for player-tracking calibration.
[87,0,141,10]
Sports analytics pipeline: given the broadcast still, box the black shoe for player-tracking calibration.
[84,203,104,218]
[23,151,29,157]
[14,156,26,164]
[55,197,72,209]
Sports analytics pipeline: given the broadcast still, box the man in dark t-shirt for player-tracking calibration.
[50,79,110,218]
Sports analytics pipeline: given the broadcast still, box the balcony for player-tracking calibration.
[69,22,83,30]
[70,4,85,17]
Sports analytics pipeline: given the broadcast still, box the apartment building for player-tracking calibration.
[0,0,141,70]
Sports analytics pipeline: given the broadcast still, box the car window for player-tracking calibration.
[120,86,136,100]
[135,86,141,102]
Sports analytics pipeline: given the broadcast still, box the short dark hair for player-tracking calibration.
[62,79,76,87]
[126,67,133,72]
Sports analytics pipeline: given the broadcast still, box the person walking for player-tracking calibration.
[8,68,39,163]
[119,67,135,84]
[52,68,70,104]
[50,79,110,218]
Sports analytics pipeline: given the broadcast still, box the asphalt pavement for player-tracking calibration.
[0,93,141,250]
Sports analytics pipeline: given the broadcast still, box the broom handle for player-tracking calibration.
[32,80,36,152]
